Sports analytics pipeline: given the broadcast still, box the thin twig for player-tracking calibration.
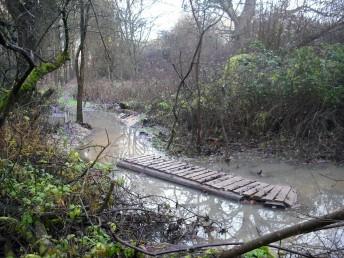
[68,129,111,184]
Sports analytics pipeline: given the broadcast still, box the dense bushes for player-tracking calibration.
[0,108,136,257]
[169,43,344,160]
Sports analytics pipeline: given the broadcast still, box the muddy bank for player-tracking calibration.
[48,104,91,150]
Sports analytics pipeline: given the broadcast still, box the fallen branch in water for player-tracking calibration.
[319,173,344,182]
[218,208,344,257]
[104,207,344,257]
[110,233,313,257]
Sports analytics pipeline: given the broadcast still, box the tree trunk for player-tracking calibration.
[194,38,202,152]
[217,0,256,52]
[76,46,85,123]
[233,0,256,51]
[5,0,37,74]
[76,0,89,124]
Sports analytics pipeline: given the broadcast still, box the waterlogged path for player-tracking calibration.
[77,109,344,247]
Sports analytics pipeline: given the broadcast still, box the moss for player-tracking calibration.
[56,51,70,65]
[0,90,10,112]
[21,51,70,92]
[0,51,69,114]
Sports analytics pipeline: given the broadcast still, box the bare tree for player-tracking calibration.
[212,0,257,52]
[188,0,222,151]
[167,2,222,150]
[255,0,344,50]
[114,0,155,78]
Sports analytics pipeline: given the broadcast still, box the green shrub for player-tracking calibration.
[223,44,344,145]
[244,246,274,258]
[171,43,344,159]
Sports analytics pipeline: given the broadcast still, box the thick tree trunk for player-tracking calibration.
[219,208,344,257]
[5,0,37,74]
[217,0,256,52]
[233,0,256,51]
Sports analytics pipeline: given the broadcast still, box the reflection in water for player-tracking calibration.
[78,110,158,162]
[78,110,344,250]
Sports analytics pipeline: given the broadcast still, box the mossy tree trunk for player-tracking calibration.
[0,0,71,128]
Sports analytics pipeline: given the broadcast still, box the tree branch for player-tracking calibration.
[218,208,344,257]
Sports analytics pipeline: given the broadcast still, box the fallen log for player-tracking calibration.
[219,208,344,257]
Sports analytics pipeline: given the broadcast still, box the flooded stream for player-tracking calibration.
[77,110,344,249]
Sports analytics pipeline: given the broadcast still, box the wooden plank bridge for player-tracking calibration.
[117,155,298,208]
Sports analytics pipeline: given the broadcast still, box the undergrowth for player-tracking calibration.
[157,43,344,161]
[0,108,137,257]
[0,104,243,257]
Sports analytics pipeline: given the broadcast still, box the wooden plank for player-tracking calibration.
[150,160,176,169]
[205,175,235,187]
[169,165,190,172]
[139,158,166,166]
[190,171,219,181]
[166,166,190,174]
[235,182,262,194]
[162,163,188,172]
[150,162,180,171]
[225,179,254,191]
[174,166,197,175]
[130,157,160,165]
[171,167,195,176]
[180,169,209,178]
[150,160,176,168]
[117,156,298,208]
[246,184,273,198]
[261,185,283,201]
[197,173,224,183]
[184,170,213,180]
[160,162,188,172]
[284,188,297,207]
[166,165,190,174]
[177,167,205,176]
[213,176,244,188]
[192,171,220,181]
[143,160,168,167]
[117,160,243,201]
[274,186,291,202]
[185,170,214,179]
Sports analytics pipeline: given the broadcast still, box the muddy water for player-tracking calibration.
[78,110,344,245]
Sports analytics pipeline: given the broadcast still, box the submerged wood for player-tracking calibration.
[117,155,298,208]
